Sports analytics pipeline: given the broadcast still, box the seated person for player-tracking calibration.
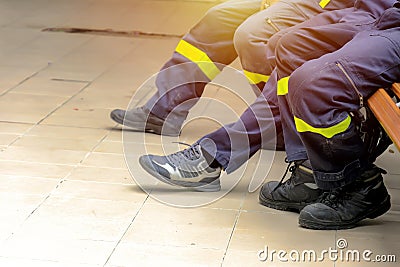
[138,0,398,230]
[110,0,354,136]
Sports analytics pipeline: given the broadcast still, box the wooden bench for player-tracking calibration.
[367,83,400,151]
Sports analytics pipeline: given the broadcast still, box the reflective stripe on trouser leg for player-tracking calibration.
[243,70,270,85]
[294,115,352,139]
[319,0,331,8]
[175,39,221,80]
[277,76,289,96]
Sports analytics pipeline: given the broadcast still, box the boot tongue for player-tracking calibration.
[293,160,315,185]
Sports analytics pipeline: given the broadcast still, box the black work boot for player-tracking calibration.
[299,165,391,230]
[259,160,322,213]
[110,106,180,136]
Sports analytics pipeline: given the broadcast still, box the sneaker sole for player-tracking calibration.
[259,191,308,213]
[110,112,180,137]
[299,195,391,230]
[139,156,221,192]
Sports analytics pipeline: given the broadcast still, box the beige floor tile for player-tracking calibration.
[107,243,224,267]
[388,188,400,206]
[0,175,59,195]
[51,179,147,202]
[86,1,179,33]
[0,160,74,179]
[0,122,33,134]
[241,189,287,215]
[223,249,335,267]
[123,142,182,157]
[143,187,245,210]
[0,238,115,266]
[2,51,51,70]
[0,28,38,56]
[156,1,217,35]
[7,30,91,60]
[0,146,87,165]
[36,195,142,221]
[96,38,178,85]
[12,76,88,97]
[8,1,94,29]
[228,211,336,255]
[376,145,400,175]
[39,36,135,82]
[122,130,180,146]
[12,135,99,151]
[385,173,400,190]
[179,115,225,144]
[81,152,126,169]
[0,134,19,146]
[94,140,123,154]
[63,89,133,110]
[150,183,245,206]
[41,106,115,129]
[121,203,238,249]
[104,129,123,142]
[26,124,108,140]
[0,257,101,267]
[0,92,68,123]
[66,165,133,184]
[11,209,132,243]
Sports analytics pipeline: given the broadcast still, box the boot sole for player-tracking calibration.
[299,195,391,230]
[259,191,307,213]
[139,156,221,192]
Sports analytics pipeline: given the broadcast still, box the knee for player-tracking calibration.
[233,21,254,54]
[201,4,228,30]
[286,65,316,111]
[275,31,300,67]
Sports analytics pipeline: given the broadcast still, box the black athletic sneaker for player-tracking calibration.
[110,107,180,136]
[299,166,391,230]
[139,144,222,192]
[259,160,322,212]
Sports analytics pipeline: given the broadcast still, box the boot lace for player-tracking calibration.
[319,188,351,209]
[272,158,296,192]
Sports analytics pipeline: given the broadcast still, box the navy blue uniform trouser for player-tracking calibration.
[286,7,400,190]
[200,7,355,173]
[144,0,356,127]
[200,0,395,174]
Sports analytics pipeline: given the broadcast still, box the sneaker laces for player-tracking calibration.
[166,142,203,171]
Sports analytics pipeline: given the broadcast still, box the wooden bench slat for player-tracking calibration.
[367,87,400,151]
[392,83,400,99]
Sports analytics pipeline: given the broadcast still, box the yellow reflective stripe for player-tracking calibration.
[319,0,331,8]
[175,40,220,80]
[277,76,289,96]
[294,115,352,139]
[243,70,270,84]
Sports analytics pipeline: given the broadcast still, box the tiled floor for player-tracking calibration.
[0,0,399,266]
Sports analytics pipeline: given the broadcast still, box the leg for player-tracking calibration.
[275,14,378,161]
[200,70,282,174]
[111,0,262,133]
[235,0,356,89]
[289,15,400,229]
[145,0,262,125]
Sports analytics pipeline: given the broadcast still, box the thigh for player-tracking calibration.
[333,28,400,98]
